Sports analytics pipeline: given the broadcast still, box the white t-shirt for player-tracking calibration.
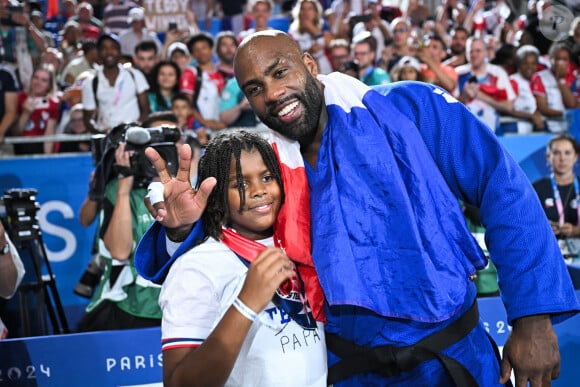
[509,72,537,135]
[82,64,149,132]
[530,69,568,133]
[160,237,327,386]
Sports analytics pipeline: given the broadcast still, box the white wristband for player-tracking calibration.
[232,297,258,322]
[146,181,164,205]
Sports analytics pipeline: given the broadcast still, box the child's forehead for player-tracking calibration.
[172,100,190,108]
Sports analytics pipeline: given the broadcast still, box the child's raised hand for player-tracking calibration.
[144,144,216,230]
[238,247,294,315]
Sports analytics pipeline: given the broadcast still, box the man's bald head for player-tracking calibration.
[234,30,303,79]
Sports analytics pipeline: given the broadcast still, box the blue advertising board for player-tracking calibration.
[1,294,579,386]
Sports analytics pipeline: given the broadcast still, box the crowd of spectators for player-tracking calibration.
[1,0,580,157]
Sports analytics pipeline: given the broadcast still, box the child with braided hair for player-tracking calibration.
[158,129,327,386]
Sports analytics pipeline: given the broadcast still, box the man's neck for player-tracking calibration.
[199,61,215,72]
[103,65,120,85]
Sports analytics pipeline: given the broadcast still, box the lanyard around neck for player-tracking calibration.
[550,173,580,225]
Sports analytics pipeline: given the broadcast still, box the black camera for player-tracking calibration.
[2,188,41,243]
[74,253,105,298]
[88,123,180,201]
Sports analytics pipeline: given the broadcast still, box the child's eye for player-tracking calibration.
[263,175,274,183]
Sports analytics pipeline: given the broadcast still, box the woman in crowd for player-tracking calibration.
[148,61,181,113]
[390,55,423,82]
[288,0,333,74]
[15,64,61,155]
[533,134,580,246]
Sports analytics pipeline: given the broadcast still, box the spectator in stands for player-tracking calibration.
[390,55,423,82]
[71,2,104,40]
[501,45,545,134]
[386,17,413,71]
[82,34,150,133]
[436,0,467,31]
[533,134,580,241]
[530,43,578,133]
[29,9,56,68]
[238,0,273,41]
[59,20,83,67]
[339,59,360,78]
[133,40,160,85]
[15,64,61,155]
[288,0,333,74]
[148,61,181,113]
[119,7,162,58]
[352,32,390,86]
[0,0,48,90]
[187,0,213,31]
[443,25,469,68]
[219,77,258,129]
[57,103,91,153]
[416,33,457,93]
[456,37,515,133]
[172,93,196,132]
[215,31,238,80]
[328,38,351,72]
[61,40,98,87]
[103,0,137,35]
[40,48,65,89]
[167,41,191,72]
[57,70,91,135]
[77,121,162,332]
[215,0,246,36]
[351,0,391,58]
[0,221,25,340]
[0,63,20,147]
[181,32,227,132]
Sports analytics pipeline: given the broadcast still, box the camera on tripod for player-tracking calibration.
[2,188,41,243]
[88,122,180,202]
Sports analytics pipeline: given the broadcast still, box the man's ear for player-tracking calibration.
[302,52,319,77]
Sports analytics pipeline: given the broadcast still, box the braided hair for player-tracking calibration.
[197,130,285,240]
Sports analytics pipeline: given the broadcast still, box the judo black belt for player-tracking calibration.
[326,301,479,386]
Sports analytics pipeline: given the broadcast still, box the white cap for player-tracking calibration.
[397,56,421,72]
[128,7,145,24]
[168,42,190,57]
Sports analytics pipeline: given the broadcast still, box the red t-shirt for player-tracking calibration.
[17,92,60,137]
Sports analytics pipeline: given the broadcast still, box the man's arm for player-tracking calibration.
[103,143,135,261]
[382,82,578,385]
[0,223,25,299]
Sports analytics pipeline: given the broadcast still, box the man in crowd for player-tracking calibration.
[82,34,150,133]
[137,30,579,386]
[133,40,160,85]
[352,32,390,86]
[456,37,515,133]
[119,7,162,58]
[416,34,457,93]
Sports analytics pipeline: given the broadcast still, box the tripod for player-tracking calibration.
[3,188,69,336]
[14,228,70,336]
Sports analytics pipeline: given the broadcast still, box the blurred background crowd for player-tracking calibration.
[0,0,580,156]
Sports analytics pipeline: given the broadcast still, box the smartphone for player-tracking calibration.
[168,22,178,31]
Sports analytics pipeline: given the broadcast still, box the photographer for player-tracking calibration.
[77,123,164,332]
[0,221,25,339]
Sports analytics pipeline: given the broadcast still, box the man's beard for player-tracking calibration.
[257,73,323,146]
